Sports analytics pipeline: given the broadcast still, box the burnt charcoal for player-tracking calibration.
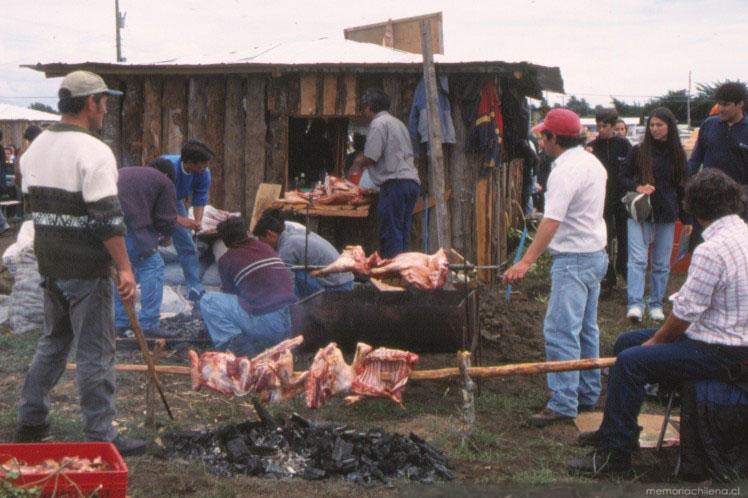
[163,414,452,485]
[226,437,251,462]
[251,397,277,427]
[303,467,326,480]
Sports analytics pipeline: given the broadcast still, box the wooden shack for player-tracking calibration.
[26,38,563,276]
[0,103,59,150]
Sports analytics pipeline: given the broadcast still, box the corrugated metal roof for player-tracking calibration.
[0,103,60,122]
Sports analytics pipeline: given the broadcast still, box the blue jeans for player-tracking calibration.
[114,234,165,331]
[173,201,203,295]
[598,329,748,452]
[377,179,420,258]
[626,219,675,310]
[199,292,292,356]
[544,250,608,417]
[294,272,354,298]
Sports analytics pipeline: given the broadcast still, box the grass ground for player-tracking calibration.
[0,226,743,496]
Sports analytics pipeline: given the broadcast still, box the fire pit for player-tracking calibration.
[291,286,478,353]
[162,409,453,485]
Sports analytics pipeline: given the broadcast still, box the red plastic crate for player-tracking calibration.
[0,442,128,498]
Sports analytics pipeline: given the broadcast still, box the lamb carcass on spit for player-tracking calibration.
[370,248,449,290]
[346,343,419,408]
[310,245,383,277]
[305,342,353,409]
[189,335,306,402]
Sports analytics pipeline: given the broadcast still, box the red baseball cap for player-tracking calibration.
[531,108,581,137]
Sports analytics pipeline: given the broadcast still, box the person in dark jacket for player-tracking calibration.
[114,163,178,337]
[619,107,690,323]
[588,109,632,291]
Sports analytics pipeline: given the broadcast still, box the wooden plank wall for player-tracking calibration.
[0,120,57,153]
[104,71,523,262]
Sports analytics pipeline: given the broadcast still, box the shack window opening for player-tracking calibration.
[288,117,349,190]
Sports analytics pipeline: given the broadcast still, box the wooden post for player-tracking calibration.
[458,351,475,446]
[420,19,450,250]
[145,339,166,428]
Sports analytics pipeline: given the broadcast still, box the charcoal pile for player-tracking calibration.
[159,308,209,341]
[163,412,454,485]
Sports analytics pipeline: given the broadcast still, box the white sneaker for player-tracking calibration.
[626,307,643,322]
[649,307,665,321]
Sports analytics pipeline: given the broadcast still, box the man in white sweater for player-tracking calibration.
[17,71,144,456]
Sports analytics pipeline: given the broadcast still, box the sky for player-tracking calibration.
[1,0,746,110]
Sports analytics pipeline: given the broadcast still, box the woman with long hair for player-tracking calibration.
[619,107,689,322]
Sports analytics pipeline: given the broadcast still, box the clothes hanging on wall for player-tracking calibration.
[458,78,504,169]
[407,76,456,158]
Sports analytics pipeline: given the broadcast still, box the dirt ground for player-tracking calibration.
[0,225,737,496]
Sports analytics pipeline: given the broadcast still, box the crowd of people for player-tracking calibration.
[9,67,747,477]
[505,81,748,475]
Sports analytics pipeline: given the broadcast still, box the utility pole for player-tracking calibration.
[115,0,126,62]
[686,70,692,129]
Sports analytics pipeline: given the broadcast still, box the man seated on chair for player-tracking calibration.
[253,207,354,298]
[200,216,296,356]
[568,169,748,475]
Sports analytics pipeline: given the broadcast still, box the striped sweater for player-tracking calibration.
[20,123,125,278]
[218,238,296,315]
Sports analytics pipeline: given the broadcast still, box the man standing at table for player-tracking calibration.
[360,88,421,258]
[159,140,214,301]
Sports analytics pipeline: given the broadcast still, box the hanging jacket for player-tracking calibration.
[463,80,504,168]
[407,76,456,158]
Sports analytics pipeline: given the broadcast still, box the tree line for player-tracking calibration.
[535,80,746,126]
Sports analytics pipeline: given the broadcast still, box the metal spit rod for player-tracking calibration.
[286,262,509,272]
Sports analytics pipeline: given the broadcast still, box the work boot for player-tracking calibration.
[15,422,50,442]
[576,429,642,450]
[567,448,631,475]
[112,435,147,457]
[527,408,574,428]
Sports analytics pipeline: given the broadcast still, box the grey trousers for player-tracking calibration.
[18,277,118,441]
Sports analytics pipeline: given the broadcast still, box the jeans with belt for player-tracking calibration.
[598,329,748,452]
[173,201,203,295]
[113,233,165,331]
[544,249,608,417]
[626,219,675,310]
[377,179,419,258]
[18,277,118,442]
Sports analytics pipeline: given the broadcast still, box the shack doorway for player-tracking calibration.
[288,117,349,189]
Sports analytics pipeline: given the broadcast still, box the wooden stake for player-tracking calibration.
[67,357,615,381]
[458,351,475,446]
[145,339,166,428]
[420,19,450,249]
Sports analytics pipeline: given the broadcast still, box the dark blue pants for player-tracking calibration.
[598,329,748,452]
[377,179,419,258]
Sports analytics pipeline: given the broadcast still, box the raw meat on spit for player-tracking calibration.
[370,248,449,290]
[305,342,353,409]
[189,336,306,402]
[310,245,383,277]
[311,246,449,290]
[346,343,419,407]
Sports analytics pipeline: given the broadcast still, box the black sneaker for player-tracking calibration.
[567,448,631,475]
[576,430,602,447]
[112,435,147,457]
[116,327,134,339]
[187,289,205,303]
[15,422,50,442]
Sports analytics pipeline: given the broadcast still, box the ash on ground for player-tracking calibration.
[159,308,210,341]
[162,413,454,485]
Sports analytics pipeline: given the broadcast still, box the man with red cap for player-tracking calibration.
[504,108,608,427]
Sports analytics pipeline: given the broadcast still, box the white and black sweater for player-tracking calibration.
[20,123,125,279]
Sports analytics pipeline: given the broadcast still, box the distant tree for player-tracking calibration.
[612,98,645,118]
[29,102,58,114]
[565,95,593,117]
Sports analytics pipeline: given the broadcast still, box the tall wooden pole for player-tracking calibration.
[420,19,451,249]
